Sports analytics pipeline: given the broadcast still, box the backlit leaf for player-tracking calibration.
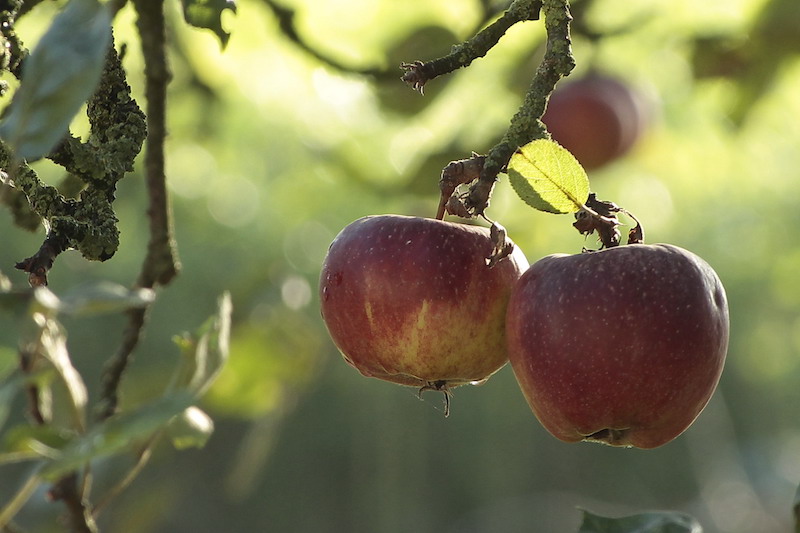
[169,292,232,396]
[58,282,155,316]
[0,369,55,434]
[29,314,88,432]
[167,406,214,450]
[0,0,111,161]
[181,0,237,48]
[507,138,590,214]
[578,509,703,533]
[0,374,24,432]
[1,424,73,456]
[40,391,195,481]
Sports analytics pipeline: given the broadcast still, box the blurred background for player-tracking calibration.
[1,0,800,531]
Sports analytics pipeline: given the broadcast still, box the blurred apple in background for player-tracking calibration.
[542,73,648,170]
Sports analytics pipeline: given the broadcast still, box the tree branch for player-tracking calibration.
[261,0,388,78]
[47,473,97,533]
[97,0,178,421]
[466,0,575,214]
[401,0,541,93]
[132,0,179,289]
[6,38,146,286]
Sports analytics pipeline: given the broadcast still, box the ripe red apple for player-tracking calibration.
[542,73,647,170]
[506,244,729,449]
[320,215,528,389]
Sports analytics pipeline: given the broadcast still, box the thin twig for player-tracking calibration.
[401,0,541,93]
[47,473,97,533]
[0,475,40,531]
[18,347,46,424]
[133,0,180,289]
[97,0,178,421]
[261,0,389,78]
[96,306,146,421]
[91,440,155,518]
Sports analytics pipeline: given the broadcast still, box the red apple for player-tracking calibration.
[542,73,647,170]
[320,215,528,389]
[506,244,729,448]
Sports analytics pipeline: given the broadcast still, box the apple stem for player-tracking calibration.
[436,154,486,220]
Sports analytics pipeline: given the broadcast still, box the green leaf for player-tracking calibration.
[0,374,24,432]
[1,424,73,456]
[0,286,61,317]
[578,509,703,533]
[0,0,112,161]
[507,138,590,214]
[181,0,237,48]
[169,292,232,396]
[167,406,214,450]
[0,289,36,316]
[31,315,88,432]
[0,346,17,381]
[0,369,55,433]
[58,281,155,316]
[39,391,195,481]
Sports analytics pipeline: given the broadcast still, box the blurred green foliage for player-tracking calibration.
[1,0,800,531]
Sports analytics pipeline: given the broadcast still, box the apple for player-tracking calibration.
[542,73,647,170]
[320,214,528,390]
[506,244,729,448]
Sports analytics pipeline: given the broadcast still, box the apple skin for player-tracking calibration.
[320,215,529,388]
[542,74,647,170]
[506,244,729,449]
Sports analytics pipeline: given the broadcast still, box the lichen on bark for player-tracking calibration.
[2,32,146,283]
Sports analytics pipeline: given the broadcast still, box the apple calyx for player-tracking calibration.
[574,193,644,249]
[418,380,452,417]
[584,428,633,447]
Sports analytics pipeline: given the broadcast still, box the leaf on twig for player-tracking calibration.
[58,281,155,316]
[181,0,237,48]
[39,391,195,481]
[0,0,112,161]
[28,314,88,433]
[1,424,73,457]
[167,406,214,450]
[169,292,232,396]
[578,508,703,533]
[0,373,26,432]
[507,139,590,214]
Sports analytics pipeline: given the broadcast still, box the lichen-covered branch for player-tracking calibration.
[401,0,542,93]
[7,40,146,285]
[466,0,575,215]
[0,181,39,230]
[0,0,25,78]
